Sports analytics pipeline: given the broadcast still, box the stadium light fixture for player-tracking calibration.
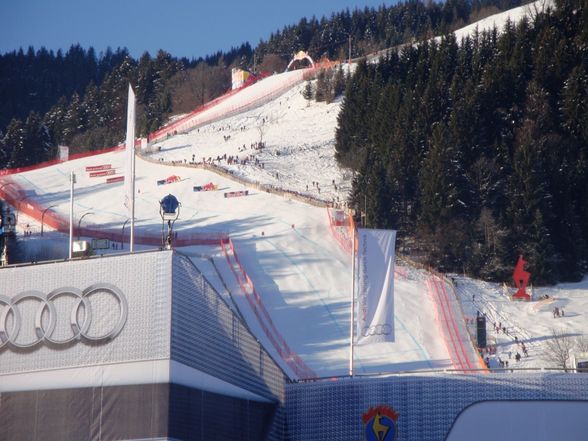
[41,205,57,236]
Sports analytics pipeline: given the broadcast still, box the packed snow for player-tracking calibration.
[2,0,585,379]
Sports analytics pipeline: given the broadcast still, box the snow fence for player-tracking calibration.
[221,238,316,380]
[0,178,227,246]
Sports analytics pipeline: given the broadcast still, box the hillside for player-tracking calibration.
[336,0,588,283]
[1,0,587,378]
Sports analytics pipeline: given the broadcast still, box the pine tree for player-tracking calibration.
[301,80,313,105]
[418,122,462,228]
[335,59,371,168]
[4,118,25,168]
[43,96,68,145]
[351,148,393,229]
[332,65,346,99]
[62,92,82,143]
[0,131,6,169]
[507,82,558,282]
[315,69,332,103]
[23,111,53,166]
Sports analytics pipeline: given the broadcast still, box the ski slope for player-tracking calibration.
[2,0,585,379]
[3,72,463,378]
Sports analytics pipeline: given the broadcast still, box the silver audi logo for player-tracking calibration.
[0,283,128,350]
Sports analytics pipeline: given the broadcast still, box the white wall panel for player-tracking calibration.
[0,251,172,375]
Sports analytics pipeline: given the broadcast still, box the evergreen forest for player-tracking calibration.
[1,0,585,283]
[335,0,588,283]
[0,0,521,169]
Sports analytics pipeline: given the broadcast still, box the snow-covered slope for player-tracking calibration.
[3,0,584,378]
[4,77,459,378]
[453,0,554,42]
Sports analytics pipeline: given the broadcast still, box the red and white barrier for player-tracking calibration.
[0,179,226,246]
[221,238,316,380]
[149,68,317,142]
[326,208,353,254]
[426,274,482,372]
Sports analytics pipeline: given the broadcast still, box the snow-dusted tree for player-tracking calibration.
[315,69,334,103]
[575,336,588,354]
[543,328,575,371]
[302,81,313,106]
[62,92,82,143]
[3,118,24,169]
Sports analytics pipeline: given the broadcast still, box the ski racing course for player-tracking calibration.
[0,67,481,379]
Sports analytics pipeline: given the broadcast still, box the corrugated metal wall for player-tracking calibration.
[0,251,172,375]
[285,373,588,441]
[171,253,287,440]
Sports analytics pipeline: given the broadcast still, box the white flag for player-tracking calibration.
[124,84,136,215]
[356,228,396,344]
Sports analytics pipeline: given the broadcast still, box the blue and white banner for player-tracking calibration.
[356,229,396,344]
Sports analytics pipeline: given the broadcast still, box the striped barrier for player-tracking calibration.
[426,274,485,372]
[221,238,316,380]
[0,178,227,247]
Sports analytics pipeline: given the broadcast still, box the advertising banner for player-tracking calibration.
[86,164,112,172]
[224,190,249,198]
[356,228,396,344]
[89,169,116,178]
[0,252,171,377]
[106,176,124,184]
[124,85,136,215]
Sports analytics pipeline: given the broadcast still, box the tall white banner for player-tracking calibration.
[356,228,396,344]
[124,85,136,216]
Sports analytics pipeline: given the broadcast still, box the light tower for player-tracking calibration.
[159,194,180,249]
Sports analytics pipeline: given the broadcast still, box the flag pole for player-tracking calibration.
[68,171,75,259]
[130,129,135,253]
[349,221,356,376]
[125,84,136,252]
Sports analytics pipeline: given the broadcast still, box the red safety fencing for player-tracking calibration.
[0,145,125,177]
[220,238,316,380]
[326,209,409,279]
[326,208,354,254]
[426,274,481,372]
[0,178,227,247]
[148,72,270,143]
[148,68,317,141]
[0,68,317,179]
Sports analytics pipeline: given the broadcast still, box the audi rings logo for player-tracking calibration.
[0,283,128,350]
[362,324,392,337]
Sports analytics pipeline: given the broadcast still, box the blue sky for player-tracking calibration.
[1,0,397,60]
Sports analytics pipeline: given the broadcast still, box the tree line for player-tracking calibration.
[0,0,524,170]
[335,0,588,284]
[255,0,526,65]
[0,41,257,168]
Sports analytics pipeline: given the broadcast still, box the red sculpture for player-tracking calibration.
[512,255,531,301]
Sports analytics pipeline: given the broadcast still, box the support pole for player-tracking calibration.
[69,171,75,259]
[125,84,136,253]
[130,150,135,253]
[349,222,356,376]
